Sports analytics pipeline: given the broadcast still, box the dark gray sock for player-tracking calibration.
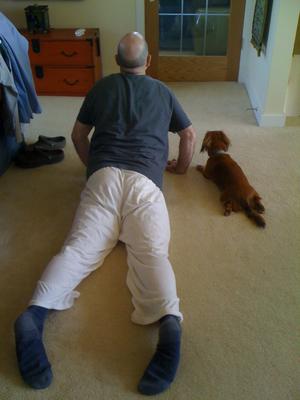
[14,305,53,389]
[138,315,181,395]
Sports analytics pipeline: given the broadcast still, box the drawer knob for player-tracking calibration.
[61,50,78,57]
[63,79,79,86]
[35,65,44,78]
[31,39,40,53]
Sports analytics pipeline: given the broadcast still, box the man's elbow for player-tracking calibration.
[71,129,80,145]
[188,126,197,142]
[71,120,92,145]
[181,126,197,146]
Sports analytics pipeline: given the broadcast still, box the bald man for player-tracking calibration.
[14,32,196,395]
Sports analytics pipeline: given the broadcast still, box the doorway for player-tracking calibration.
[145,0,246,81]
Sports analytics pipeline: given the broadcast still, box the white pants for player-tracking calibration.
[30,167,183,325]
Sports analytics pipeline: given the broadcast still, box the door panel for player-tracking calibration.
[145,0,245,81]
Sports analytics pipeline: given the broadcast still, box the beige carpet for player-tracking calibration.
[0,82,299,400]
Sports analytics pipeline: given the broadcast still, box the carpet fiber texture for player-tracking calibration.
[0,82,299,400]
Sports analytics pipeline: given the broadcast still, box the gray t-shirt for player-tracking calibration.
[77,73,191,189]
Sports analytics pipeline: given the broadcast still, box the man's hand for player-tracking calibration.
[166,159,185,174]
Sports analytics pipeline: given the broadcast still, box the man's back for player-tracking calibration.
[77,73,190,189]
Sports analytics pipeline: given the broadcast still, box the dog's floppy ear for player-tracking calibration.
[200,132,212,152]
[220,131,231,151]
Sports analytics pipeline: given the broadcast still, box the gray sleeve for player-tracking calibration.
[168,93,192,133]
[77,85,98,126]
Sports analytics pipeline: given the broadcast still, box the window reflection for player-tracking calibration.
[159,0,181,13]
[183,0,206,13]
[159,15,181,52]
[159,0,230,56]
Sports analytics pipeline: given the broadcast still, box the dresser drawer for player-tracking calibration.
[28,40,93,66]
[32,66,95,96]
[22,28,102,96]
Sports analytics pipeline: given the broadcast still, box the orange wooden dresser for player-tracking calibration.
[21,28,102,96]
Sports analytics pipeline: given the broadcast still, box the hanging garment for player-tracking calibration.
[0,47,23,175]
[0,12,41,123]
[0,50,22,142]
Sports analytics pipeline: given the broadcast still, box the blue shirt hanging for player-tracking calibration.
[0,12,41,124]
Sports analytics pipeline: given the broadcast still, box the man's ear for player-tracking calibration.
[115,54,120,66]
[145,54,152,69]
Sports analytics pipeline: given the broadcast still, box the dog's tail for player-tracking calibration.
[241,200,266,228]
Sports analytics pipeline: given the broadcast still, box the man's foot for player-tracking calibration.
[14,305,52,389]
[138,315,181,396]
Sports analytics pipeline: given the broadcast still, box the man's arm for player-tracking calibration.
[71,120,93,166]
[166,125,197,174]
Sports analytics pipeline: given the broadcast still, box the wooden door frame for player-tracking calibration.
[144,0,159,78]
[144,0,246,81]
[227,0,246,80]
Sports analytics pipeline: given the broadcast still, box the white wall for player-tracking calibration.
[239,0,274,124]
[264,1,300,119]
[285,55,300,116]
[239,0,300,127]
[285,14,300,117]
[0,0,139,76]
[135,0,145,35]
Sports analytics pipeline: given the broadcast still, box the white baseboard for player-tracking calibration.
[242,81,286,127]
[258,113,286,127]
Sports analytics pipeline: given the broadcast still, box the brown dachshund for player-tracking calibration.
[197,131,265,228]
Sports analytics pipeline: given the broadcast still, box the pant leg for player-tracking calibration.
[119,171,183,325]
[30,168,122,310]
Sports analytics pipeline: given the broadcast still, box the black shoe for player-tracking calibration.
[15,146,64,168]
[32,135,66,151]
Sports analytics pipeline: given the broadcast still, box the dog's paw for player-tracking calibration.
[256,205,265,214]
[224,210,231,216]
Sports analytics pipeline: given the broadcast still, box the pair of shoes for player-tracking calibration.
[15,136,66,168]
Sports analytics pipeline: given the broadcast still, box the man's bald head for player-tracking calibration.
[117,32,149,69]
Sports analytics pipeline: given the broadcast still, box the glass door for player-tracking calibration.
[145,0,245,81]
[159,0,230,56]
